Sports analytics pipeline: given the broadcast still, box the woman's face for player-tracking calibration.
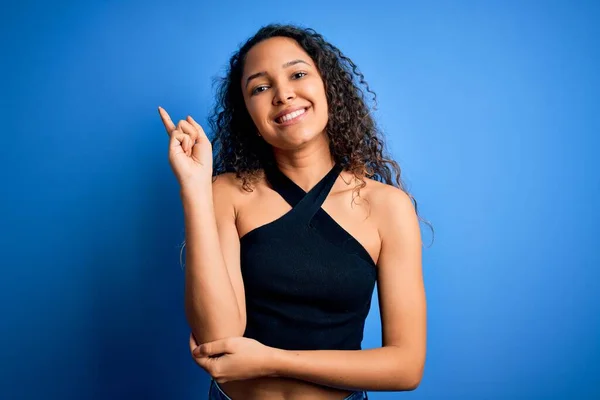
[241,37,329,149]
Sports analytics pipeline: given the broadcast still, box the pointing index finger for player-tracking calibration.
[158,106,176,135]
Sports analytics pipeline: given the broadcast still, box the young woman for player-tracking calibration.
[159,24,427,400]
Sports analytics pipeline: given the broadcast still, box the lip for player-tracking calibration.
[273,106,309,123]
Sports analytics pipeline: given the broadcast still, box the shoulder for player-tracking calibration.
[212,172,242,191]
[369,180,415,215]
[349,175,414,215]
[357,177,419,238]
[211,172,240,199]
[211,171,265,209]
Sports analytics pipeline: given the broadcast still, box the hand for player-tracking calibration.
[189,334,277,383]
[158,106,213,188]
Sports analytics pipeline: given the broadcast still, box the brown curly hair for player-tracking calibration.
[208,23,430,234]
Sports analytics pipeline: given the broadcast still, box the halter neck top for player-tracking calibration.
[240,163,377,351]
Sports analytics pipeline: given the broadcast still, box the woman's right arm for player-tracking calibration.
[158,106,245,344]
[181,175,246,344]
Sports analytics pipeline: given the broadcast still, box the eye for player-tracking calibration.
[251,85,269,96]
[292,71,307,79]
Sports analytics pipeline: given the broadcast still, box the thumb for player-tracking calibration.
[195,338,230,357]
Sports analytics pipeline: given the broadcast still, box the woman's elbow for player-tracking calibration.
[393,369,423,391]
[404,372,423,391]
[392,355,424,391]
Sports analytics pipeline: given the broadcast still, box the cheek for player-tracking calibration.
[245,100,269,127]
[307,81,328,112]
[311,86,329,122]
[315,104,329,128]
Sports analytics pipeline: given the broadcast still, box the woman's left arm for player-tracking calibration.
[193,187,427,392]
[270,187,427,391]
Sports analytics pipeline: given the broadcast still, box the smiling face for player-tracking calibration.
[241,37,329,150]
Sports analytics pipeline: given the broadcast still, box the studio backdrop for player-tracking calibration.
[1,1,598,399]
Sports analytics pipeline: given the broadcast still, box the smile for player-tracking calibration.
[275,107,309,125]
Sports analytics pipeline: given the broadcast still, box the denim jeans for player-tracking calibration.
[208,379,368,399]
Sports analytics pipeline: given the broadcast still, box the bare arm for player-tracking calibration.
[158,108,246,345]
[182,174,246,344]
[267,187,426,391]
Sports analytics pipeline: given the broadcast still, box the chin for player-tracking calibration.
[274,129,325,149]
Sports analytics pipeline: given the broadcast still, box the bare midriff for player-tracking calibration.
[220,377,354,400]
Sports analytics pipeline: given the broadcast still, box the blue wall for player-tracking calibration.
[1,1,598,399]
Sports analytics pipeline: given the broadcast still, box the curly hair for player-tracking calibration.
[208,23,431,235]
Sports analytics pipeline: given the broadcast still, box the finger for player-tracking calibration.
[158,106,177,135]
[182,134,191,156]
[188,116,209,143]
[196,356,209,369]
[187,115,204,134]
[177,119,199,144]
[170,131,191,156]
[196,356,217,377]
[198,338,230,357]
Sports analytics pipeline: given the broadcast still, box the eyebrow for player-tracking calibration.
[245,59,310,88]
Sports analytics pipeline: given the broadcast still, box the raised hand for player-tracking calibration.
[158,106,213,188]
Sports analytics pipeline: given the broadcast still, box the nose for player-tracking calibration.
[272,83,296,105]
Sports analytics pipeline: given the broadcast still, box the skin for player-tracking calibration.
[161,37,426,399]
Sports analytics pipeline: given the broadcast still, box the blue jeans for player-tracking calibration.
[208,379,368,399]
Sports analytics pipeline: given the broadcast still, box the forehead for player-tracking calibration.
[243,37,311,75]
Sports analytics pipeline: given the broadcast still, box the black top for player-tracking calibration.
[240,163,377,351]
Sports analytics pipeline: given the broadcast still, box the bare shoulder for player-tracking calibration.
[357,177,418,235]
[211,171,263,209]
[212,172,243,189]
[356,176,415,213]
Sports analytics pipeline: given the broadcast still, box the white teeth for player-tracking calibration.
[278,108,306,123]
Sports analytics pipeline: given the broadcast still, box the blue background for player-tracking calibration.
[1,0,598,399]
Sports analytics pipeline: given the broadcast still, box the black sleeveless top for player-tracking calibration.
[240,163,377,351]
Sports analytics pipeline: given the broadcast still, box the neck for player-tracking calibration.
[270,137,336,192]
